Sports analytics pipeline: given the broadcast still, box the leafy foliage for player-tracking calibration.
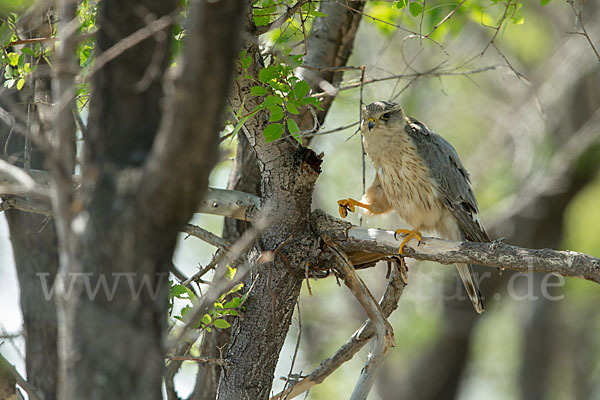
[168,266,245,333]
[235,50,322,143]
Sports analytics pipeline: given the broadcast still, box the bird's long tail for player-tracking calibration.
[456,263,485,314]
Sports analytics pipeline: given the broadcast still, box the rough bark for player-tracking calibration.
[1,32,59,399]
[217,2,366,397]
[216,144,322,399]
[56,1,244,399]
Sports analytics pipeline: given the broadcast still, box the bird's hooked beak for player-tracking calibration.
[367,118,377,131]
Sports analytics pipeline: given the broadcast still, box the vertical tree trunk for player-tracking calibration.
[1,65,59,400]
[56,1,244,399]
[216,3,365,397]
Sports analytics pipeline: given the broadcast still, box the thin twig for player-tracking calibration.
[182,223,230,249]
[479,0,513,56]
[182,250,226,286]
[0,196,53,216]
[85,11,178,81]
[170,213,270,348]
[567,0,600,62]
[425,0,466,37]
[359,65,366,227]
[280,301,303,400]
[270,257,406,400]
[329,241,394,400]
[6,37,55,47]
[255,0,312,36]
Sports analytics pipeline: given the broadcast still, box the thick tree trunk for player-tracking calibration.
[217,145,322,400]
[216,3,365,397]
[56,1,244,399]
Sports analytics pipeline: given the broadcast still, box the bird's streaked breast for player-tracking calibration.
[363,125,445,231]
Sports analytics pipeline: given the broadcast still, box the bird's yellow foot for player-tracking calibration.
[337,198,371,218]
[394,229,422,255]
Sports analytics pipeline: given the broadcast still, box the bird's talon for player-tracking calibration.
[394,229,422,254]
[337,198,371,219]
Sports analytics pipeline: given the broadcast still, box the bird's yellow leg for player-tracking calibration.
[337,198,371,218]
[394,229,422,255]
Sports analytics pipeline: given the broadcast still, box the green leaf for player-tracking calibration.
[21,47,35,56]
[303,96,323,110]
[0,24,13,47]
[201,313,212,326]
[213,319,231,329]
[540,0,552,5]
[224,298,242,309]
[409,1,423,17]
[258,66,278,83]
[292,80,310,99]
[8,52,19,66]
[393,0,408,9]
[239,49,252,69]
[227,283,244,294]
[16,78,25,90]
[231,114,250,137]
[170,284,187,298]
[253,14,270,26]
[251,85,267,96]
[268,105,284,122]
[34,42,41,53]
[286,54,303,68]
[263,123,284,142]
[260,94,283,108]
[287,119,300,141]
[180,305,192,319]
[225,266,236,281]
[17,53,25,69]
[310,10,327,17]
[277,82,291,93]
[285,102,299,114]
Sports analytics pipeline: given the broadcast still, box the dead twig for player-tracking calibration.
[182,223,230,249]
[567,0,600,62]
[270,256,407,400]
[328,241,395,400]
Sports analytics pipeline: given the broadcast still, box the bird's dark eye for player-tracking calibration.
[381,112,391,120]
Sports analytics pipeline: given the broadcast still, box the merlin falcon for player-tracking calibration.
[338,101,490,313]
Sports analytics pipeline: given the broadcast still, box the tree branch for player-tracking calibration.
[329,241,395,400]
[0,352,42,400]
[255,0,311,36]
[270,259,407,400]
[3,178,599,284]
[181,223,230,249]
[311,210,600,284]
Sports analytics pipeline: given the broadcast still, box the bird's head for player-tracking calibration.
[361,101,407,133]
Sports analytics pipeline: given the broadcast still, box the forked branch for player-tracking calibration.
[270,258,407,400]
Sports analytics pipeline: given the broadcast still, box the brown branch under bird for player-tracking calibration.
[338,101,490,314]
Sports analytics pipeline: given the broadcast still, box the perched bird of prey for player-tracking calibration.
[338,101,490,313]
